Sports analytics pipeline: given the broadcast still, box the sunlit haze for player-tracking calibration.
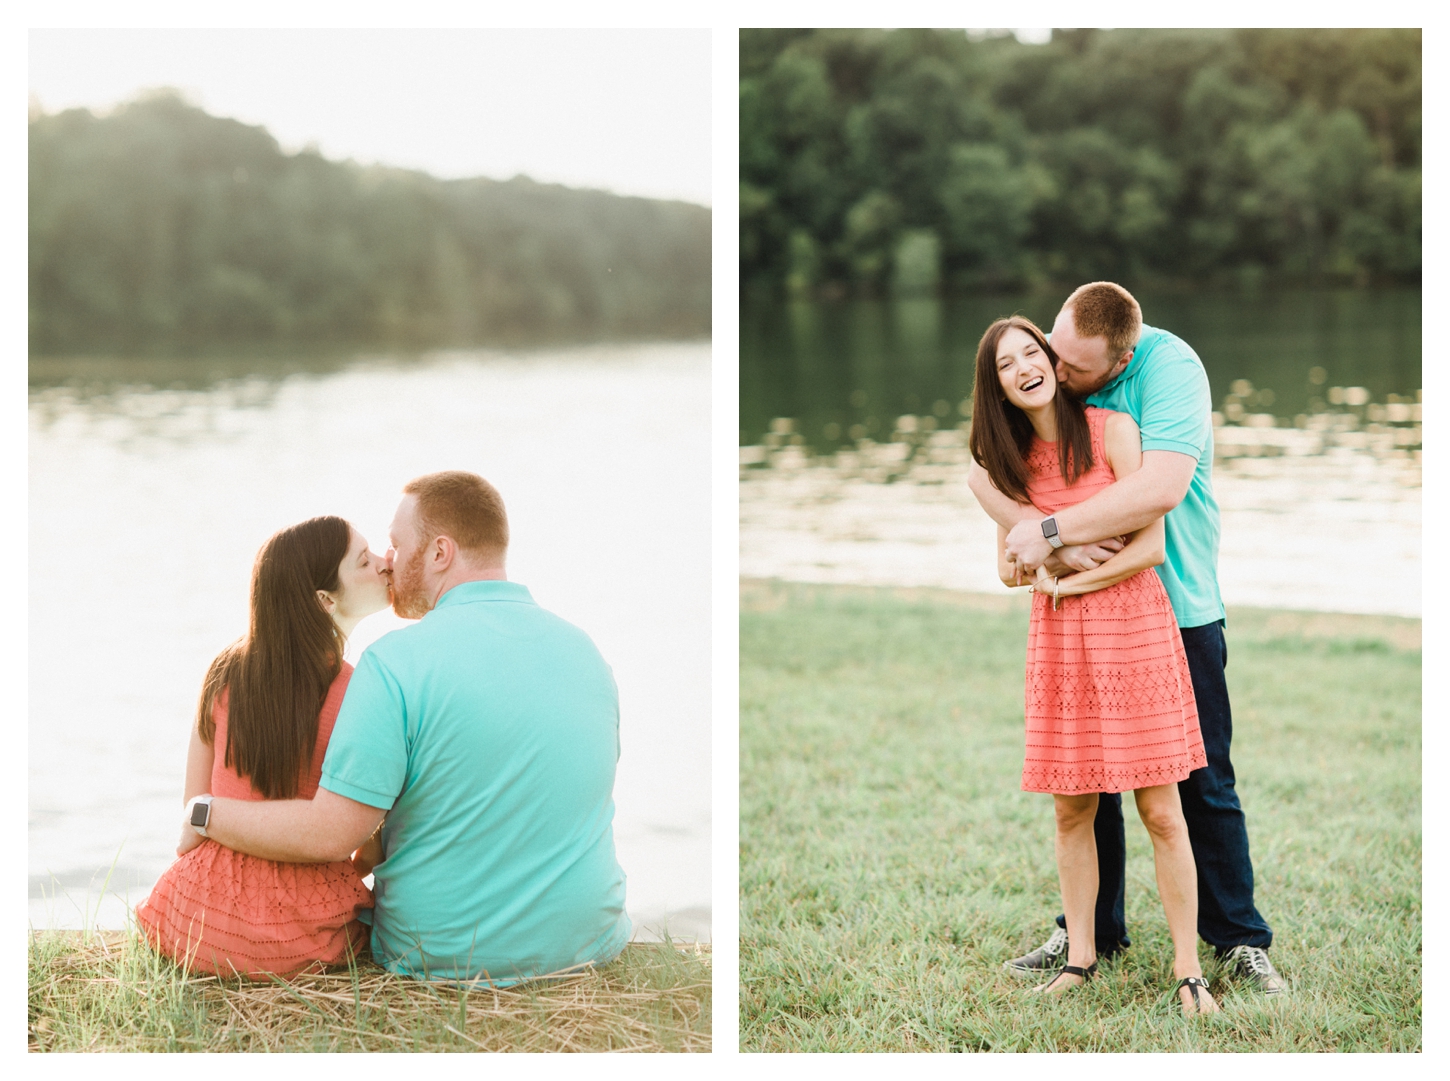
[29,28,711,206]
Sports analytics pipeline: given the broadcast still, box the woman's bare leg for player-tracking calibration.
[1034,792,1099,994]
[1134,783,1219,1015]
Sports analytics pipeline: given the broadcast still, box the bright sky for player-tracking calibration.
[28,28,712,206]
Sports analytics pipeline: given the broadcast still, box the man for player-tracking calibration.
[184,470,631,983]
[967,282,1283,994]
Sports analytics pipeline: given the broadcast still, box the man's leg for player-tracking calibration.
[1054,792,1130,958]
[1177,620,1273,951]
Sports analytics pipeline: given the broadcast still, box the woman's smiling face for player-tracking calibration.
[995,325,1057,412]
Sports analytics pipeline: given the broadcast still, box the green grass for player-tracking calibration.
[740,579,1421,1052]
[29,929,710,1052]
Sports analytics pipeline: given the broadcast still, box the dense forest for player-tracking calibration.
[30,92,712,354]
[741,28,1420,295]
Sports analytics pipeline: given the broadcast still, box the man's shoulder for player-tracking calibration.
[1137,324,1203,369]
[365,619,430,651]
[1127,325,1208,398]
[360,599,606,671]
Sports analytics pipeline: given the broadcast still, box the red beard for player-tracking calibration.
[389,547,432,619]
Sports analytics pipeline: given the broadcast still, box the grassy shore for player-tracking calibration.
[740,579,1421,1052]
[29,930,710,1052]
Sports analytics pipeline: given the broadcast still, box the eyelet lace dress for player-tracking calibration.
[135,667,374,978]
[1020,407,1207,795]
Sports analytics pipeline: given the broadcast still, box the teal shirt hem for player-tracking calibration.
[1139,436,1204,456]
[319,773,394,810]
[1163,592,1226,629]
[371,916,633,986]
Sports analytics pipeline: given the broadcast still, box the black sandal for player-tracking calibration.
[1175,975,1213,1014]
[1037,961,1097,992]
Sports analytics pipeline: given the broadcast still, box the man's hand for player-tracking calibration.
[1007,518,1131,573]
[1044,539,1126,575]
[1004,516,1054,570]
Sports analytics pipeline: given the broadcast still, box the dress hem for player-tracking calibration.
[1021,752,1207,796]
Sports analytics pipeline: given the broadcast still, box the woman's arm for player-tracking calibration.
[998,524,1029,587]
[1039,412,1166,598]
[176,722,216,855]
[183,722,214,803]
[1037,517,1164,597]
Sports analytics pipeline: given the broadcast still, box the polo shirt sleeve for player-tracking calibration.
[319,648,408,810]
[1136,344,1213,460]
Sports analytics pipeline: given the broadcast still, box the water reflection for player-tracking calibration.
[741,289,1422,450]
[29,378,289,449]
[29,349,371,394]
[742,388,1422,481]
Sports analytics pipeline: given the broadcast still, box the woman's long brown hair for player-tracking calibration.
[968,316,1094,504]
[196,516,350,799]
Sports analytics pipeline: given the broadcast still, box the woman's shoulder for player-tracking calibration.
[1100,409,1144,475]
[1089,406,1139,436]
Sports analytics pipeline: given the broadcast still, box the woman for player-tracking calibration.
[134,516,391,979]
[969,316,1218,1016]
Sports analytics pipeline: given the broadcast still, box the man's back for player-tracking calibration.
[320,580,631,982]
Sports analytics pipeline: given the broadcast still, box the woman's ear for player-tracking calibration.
[316,589,336,614]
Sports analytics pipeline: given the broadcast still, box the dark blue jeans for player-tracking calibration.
[1055,619,1274,957]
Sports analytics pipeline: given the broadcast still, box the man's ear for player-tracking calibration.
[431,535,457,571]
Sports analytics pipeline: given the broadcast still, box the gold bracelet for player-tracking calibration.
[1052,576,1061,610]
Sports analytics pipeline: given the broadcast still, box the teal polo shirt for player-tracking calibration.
[320,580,631,983]
[1085,324,1226,628]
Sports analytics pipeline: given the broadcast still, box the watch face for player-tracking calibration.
[190,802,209,828]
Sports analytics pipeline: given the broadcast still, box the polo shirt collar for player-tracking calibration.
[433,579,535,611]
[1098,324,1156,396]
[1099,360,1131,397]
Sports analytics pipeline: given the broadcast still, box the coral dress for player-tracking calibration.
[135,666,374,978]
[1020,407,1207,795]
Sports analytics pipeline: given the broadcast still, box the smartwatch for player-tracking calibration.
[1041,516,1065,549]
[186,794,215,838]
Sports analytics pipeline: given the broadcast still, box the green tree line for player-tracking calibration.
[741,28,1420,295]
[30,92,711,354]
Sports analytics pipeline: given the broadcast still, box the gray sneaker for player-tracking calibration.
[1003,926,1069,978]
[1223,945,1286,994]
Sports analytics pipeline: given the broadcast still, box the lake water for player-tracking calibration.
[29,341,711,942]
[741,290,1420,618]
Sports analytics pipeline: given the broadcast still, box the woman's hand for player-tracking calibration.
[1005,553,1027,587]
[176,820,205,858]
[1030,564,1055,594]
[999,524,1034,588]
[351,827,385,878]
[1046,537,1127,575]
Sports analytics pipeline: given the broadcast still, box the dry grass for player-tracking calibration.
[29,929,711,1052]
